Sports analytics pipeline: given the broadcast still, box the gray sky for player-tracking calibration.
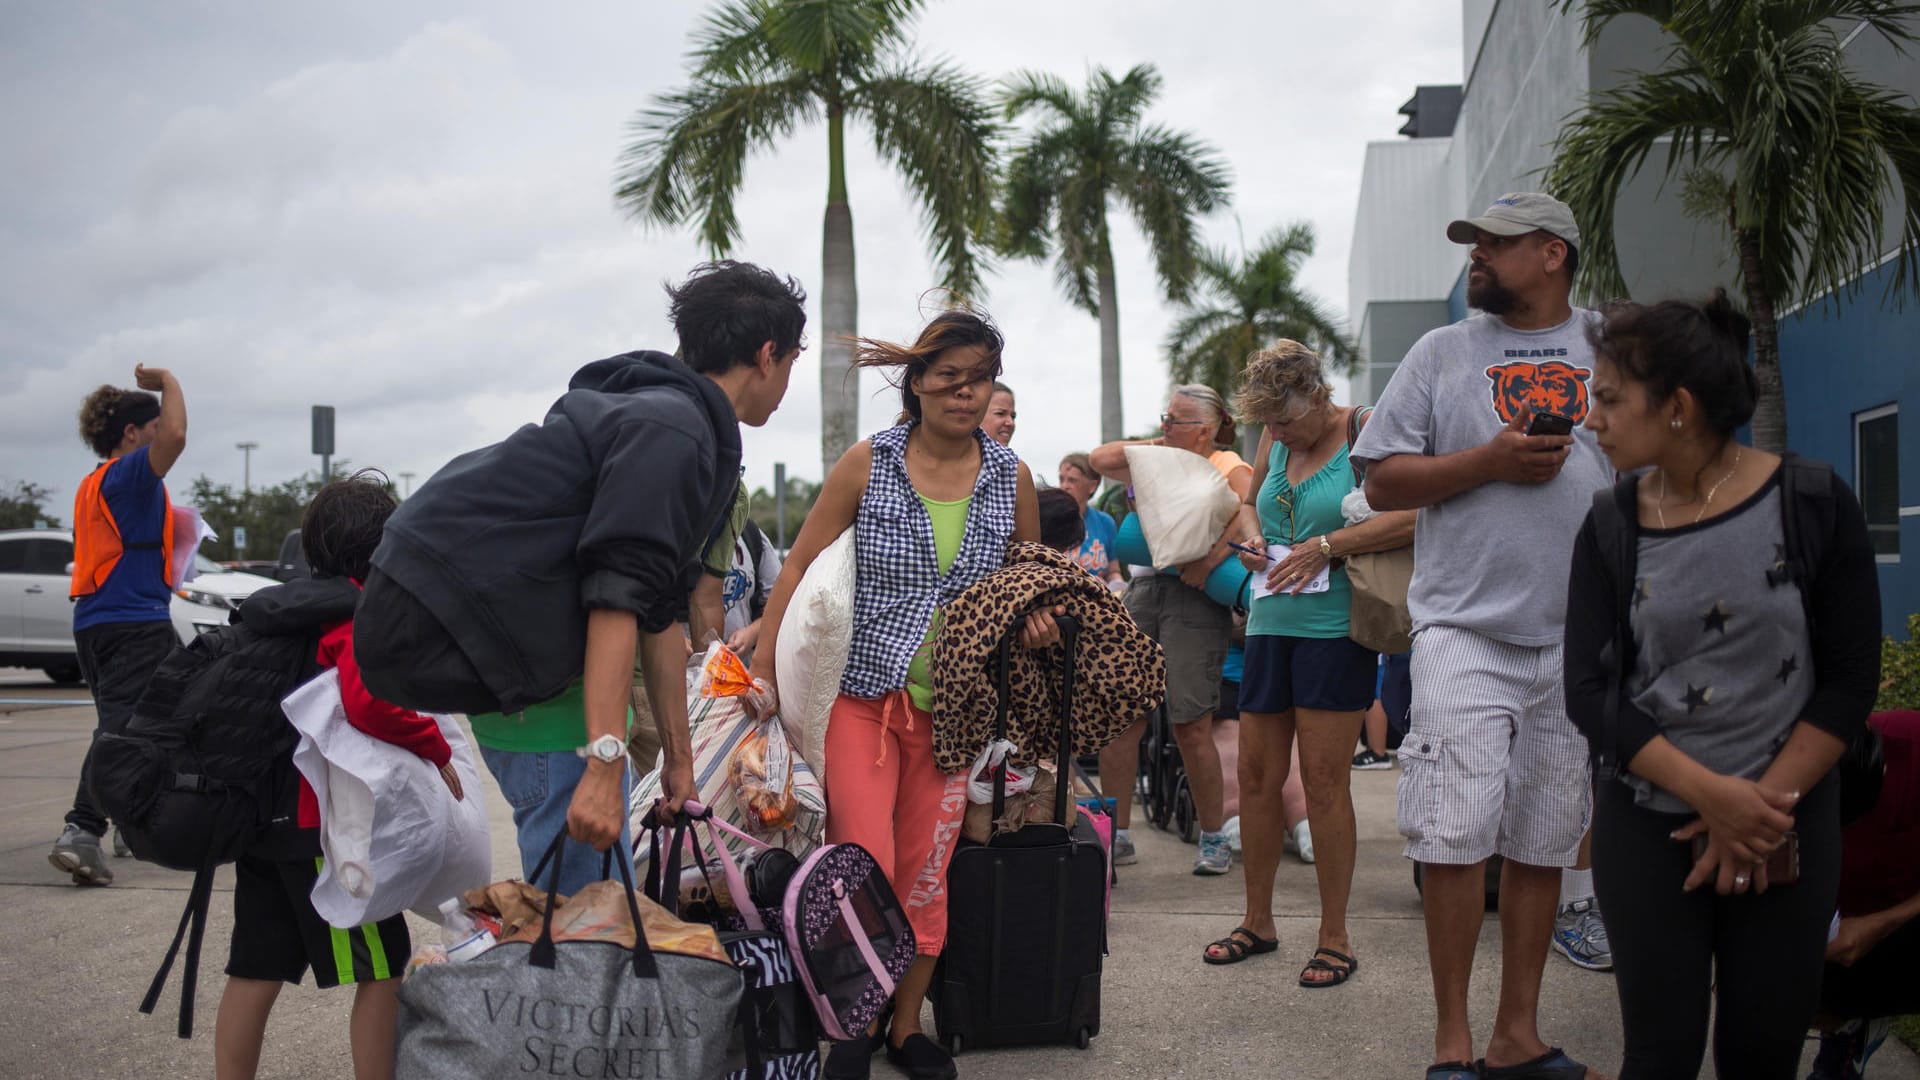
[0,1,1462,526]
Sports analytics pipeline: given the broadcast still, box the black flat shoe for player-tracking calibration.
[885,1033,958,1080]
[823,1032,885,1080]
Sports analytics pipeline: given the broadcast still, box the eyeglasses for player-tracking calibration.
[1272,486,1299,545]
[1160,414,1209,428]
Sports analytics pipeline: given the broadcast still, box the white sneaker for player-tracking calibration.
[1290,820,1314,865]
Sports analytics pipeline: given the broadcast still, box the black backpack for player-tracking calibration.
[1587,454,1884,823]
[91,618,323,1038]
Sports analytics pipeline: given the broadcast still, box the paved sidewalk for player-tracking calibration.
[1,681,1913,1079]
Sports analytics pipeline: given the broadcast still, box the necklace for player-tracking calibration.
[1656,445,1744,528]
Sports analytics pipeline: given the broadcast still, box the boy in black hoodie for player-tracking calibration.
[358,261,806,858]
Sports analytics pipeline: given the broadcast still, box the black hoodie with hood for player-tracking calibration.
[363,350,742,714]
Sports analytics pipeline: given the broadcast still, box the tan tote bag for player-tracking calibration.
[1344,408,1414,655]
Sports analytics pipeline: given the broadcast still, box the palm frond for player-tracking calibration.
[760,0,925,81]
[613,74,819,254]
[853,58,1000,295]
[1111,123,1233,300]
[999,69,1079,122]
[1545,68,1730,299]
[1095,63,1162,134]
[691,0,781,82]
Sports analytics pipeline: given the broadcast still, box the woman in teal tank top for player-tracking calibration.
[1199,342,1417,989]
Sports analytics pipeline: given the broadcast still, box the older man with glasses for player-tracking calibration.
[1092,385,1253,874]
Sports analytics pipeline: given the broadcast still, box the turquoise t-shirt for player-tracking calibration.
[1246,438,1353,640]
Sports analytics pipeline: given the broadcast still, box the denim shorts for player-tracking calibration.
[477,747,632,897]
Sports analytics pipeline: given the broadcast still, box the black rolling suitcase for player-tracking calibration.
[934,616,1105,1055]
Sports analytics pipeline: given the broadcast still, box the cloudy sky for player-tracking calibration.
[1,1,1462,531]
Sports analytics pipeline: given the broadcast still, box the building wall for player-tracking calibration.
[1777,257,1920,636]
[1358,300,1453,404]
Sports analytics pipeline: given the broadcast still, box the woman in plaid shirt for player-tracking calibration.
[750,305,1060,1080]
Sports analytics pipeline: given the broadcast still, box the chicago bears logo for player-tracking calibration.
[1483,361,1591,425]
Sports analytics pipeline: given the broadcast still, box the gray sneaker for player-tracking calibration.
[112,826,132,858]
[1110,830,1138,866]
[1193,830,1232,876]
[49,824,113,886]
[1551,897,1611,971]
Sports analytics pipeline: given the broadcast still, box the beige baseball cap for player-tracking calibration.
[1446,192,1580,255]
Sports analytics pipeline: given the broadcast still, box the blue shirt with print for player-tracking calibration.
[74,447,173,631]
[1076,508,1117,576]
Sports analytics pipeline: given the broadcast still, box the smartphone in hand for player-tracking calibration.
[1525,411,1577,437]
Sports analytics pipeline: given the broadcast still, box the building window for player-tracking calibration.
[1855,404,1899,562]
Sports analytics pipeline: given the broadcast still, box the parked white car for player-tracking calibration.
[0,528,279,684]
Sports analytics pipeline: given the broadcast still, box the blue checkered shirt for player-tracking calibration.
[840,423,1020,699]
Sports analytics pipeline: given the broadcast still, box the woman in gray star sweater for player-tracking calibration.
[1563,291,1880,1080]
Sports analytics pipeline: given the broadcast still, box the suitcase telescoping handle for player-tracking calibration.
[991,613,1081,828]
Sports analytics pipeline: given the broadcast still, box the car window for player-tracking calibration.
[0,539,26,573]
[24,537,74,575]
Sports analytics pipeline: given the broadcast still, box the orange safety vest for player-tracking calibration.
[69,457,176,600]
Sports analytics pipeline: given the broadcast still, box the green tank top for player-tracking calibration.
[907,493,971,711]
[1246,439,1354,640]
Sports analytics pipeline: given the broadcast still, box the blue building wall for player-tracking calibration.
[1776,258,1920,638]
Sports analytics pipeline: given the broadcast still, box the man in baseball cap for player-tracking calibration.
[1348,192,1611,1078]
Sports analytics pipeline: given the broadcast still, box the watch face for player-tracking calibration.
[591,735,625,762]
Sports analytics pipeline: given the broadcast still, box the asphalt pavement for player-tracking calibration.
[1,670,1913,1079]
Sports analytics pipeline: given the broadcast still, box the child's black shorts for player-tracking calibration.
[226,854,410,988]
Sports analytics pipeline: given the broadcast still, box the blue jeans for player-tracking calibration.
[477,747,632,898]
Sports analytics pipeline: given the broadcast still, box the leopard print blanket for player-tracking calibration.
[930,541,1166,774]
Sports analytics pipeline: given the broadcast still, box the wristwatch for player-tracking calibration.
[1317,535,1335,558]
[580,734,628,765]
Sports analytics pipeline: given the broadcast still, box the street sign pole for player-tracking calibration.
[774,462,787,549]
[312,405,335,481]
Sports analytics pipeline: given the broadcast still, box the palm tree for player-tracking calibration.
[1164,222,1358,394]
[615,0,999,478]
[1545,0,1920,451]
[997,64,1233,443]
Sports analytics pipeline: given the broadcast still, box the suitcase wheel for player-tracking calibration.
[1076,1027,1092,1050]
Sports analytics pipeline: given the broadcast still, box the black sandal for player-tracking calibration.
[1298,946,1358,987]
[1202,926,1279,965]
[1425,1063,1480,1080]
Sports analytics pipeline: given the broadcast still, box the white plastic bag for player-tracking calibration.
[966,738,1035,805]
[1124,445,1241,566]
[285,670,492,927]
[772,526,856,785]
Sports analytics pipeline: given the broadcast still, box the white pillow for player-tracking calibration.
[772,527,855,786]
[1124,445,1242,566]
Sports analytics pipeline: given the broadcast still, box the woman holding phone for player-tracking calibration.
[1565,291,1880,1079]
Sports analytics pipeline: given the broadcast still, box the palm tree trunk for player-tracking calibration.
[821,103,858,479]
[1096,226,1123,443]
[1736,227,1787,452]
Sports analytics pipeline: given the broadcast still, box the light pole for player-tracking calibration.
[399,471,416,498]
[235,441,258,493]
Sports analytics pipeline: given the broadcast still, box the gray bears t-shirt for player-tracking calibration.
[1350,310,1613,646]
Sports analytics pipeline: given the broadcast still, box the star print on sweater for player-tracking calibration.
[1700,601,1731,635]
[1776,655,1799,684]
[1682,683,1714,714]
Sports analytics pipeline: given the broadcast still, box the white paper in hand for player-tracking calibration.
[1248,544,1331,599]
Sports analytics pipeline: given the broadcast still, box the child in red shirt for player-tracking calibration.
[215,473,460,1080]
